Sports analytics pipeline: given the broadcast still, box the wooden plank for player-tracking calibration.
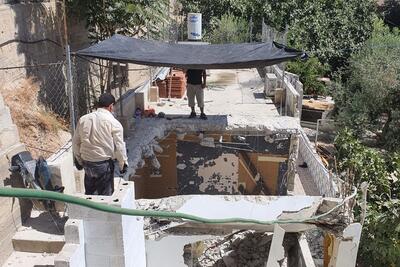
[257,156,287,163]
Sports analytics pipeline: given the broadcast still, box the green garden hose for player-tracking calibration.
[0,187,356,225]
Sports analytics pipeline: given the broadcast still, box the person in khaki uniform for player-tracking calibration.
[186,69,207,120]
[72,93,128,195]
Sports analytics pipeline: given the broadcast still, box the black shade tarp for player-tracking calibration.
[75,34,303,69]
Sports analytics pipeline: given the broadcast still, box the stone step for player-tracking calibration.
[1,251,56,267]
[12,211,66,254]
[12,228,65,254]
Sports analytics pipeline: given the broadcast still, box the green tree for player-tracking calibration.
[179,0,375,71]
[286,57,329,95]
[335,129,400,266]
[205,14,249,44]
[288,0,375,71]
[67,0,169,94]
[67,0,169,41]
[179,0,249,30]
[333,19,400,151]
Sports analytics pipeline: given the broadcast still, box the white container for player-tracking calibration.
[187,13,202,40]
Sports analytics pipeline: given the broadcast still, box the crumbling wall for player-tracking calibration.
[133,131,292,199]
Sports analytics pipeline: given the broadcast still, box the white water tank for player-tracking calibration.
[187,13,202,40]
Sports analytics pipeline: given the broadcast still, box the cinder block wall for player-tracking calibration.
[68,180,146,267]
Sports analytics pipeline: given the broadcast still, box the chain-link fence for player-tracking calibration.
[35,61,69,117]
[0,61,69,119]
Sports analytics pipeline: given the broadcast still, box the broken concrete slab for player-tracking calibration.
[136,194,351,236]
[176,195,318,221]
[328,223,362,267]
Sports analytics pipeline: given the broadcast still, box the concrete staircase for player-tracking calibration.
[2,211,66,267]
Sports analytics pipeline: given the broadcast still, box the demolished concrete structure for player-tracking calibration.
[115,68,357,266]
[0,68,360,267]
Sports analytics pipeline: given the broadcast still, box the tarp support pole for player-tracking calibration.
[66,44,76,135]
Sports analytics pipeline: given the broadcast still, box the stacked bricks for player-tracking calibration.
[157,70,187,98]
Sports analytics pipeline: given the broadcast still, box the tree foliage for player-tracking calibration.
[67,0,169,41]
[287,0,375,71]
[286,57,329,95]
[205,14,249,44]
[333,19,400,151]
[179,0,375,71]
[335,129,400,266]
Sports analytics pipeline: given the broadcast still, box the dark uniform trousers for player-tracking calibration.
[83,159,114,195]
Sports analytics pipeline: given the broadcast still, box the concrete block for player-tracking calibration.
[66,181,145,267]
[85,236,124,256]
[134,90,146,112]
[0,192,21,265]
[149,85,159,102]
[134,83,150,112]
[265,73,278,96]
[64,219,84,245]
[68,202,122,223]
[74,169,85,193]
[85,253,113,267]
[274,88,286,105]
[47,142,76,195]
[12,228,65,253]
[0,223,18,266]
[56,219,85,267]
[55,244,86,267]
[83,221,122,239]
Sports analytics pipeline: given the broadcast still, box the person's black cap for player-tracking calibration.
[98,93,115,108]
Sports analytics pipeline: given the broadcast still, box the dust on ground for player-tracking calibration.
[1,78,71,158]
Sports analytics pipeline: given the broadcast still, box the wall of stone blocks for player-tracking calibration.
[0,1,64,83]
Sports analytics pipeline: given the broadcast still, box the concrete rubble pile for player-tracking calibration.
[182,231,299,267]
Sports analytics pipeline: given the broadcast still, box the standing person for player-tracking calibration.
[186,69,207,120]
[72,93,128,196]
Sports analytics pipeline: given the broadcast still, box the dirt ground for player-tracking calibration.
[1,78,71,158]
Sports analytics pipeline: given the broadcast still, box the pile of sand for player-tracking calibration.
[1,78,71,158]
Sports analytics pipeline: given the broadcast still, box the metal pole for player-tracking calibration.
[66,45,75,135]
[118,63,123,117]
